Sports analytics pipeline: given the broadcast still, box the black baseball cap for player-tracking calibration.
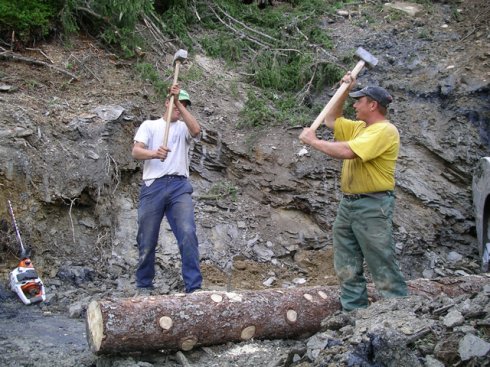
[349,86,393,108]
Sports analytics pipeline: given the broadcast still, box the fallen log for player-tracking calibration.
[86,285,341,355]
[371,273,490,300]
[86,274,489,355]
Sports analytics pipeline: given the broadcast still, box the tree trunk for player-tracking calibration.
[86,274,489,355]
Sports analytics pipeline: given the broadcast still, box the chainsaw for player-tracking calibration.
[7,200,46,305]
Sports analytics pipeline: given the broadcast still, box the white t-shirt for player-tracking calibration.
[134,118,195,186]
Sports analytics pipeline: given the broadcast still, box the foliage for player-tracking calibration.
[239,90,276,128]
[159,1,194,49]
[0,0,354,130]
[239,89,312,129]
[0,0,154,55]
[0,0,63,43]
[194,0,340,90]
[204,180,238,201]
[135,62,169,100]
[251,51,312,91]
[61,0,154,57]
[199,34,246,64]
[192,0,347,128]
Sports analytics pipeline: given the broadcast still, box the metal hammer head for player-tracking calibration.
[173,49,188,65]
[355,47,378,68]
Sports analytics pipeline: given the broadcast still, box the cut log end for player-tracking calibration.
[86,300,104,353]
[159,316,173,330]
[286,309,298,323]
[211,294,223,303]
[303,293,313,301]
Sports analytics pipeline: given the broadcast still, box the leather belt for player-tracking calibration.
[343,191,393,201]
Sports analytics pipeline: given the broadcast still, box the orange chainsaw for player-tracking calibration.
[7,200,46,305]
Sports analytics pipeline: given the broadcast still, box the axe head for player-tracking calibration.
[355,47,378,68]
[173,49,188,65]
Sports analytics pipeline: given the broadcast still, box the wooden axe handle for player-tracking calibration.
[162,61,182,147]
[309,59,366,131]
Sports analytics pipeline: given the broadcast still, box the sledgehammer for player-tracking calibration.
[163,49,188,148]
[308,47,378,131]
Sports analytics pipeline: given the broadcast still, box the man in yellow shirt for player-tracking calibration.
[300,73,407,311]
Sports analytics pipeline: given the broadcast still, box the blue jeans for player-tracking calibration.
[136,176,202,293]
[333,193,407,311]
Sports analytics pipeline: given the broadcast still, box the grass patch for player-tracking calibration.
[200,180,238,201]
[135,62,169,100]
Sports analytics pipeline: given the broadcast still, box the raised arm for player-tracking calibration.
[298,73,358,159]
[323,72,356,129]
[170,84,201,137]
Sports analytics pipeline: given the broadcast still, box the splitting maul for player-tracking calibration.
[7,200,46,305]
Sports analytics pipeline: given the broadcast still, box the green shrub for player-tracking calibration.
[206,181,238,201]
[159,1,194,49]
[0,0,62,43]
[239,90,276,128]
[135,62,169,100]
[193,0,343,123]
[61,0,154,57]
[200,34,245,64]
[247,52,315,92]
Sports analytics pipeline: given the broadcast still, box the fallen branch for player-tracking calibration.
[0,48,78,81]
[208,5,273,48]
[25,48,54,63]
[215,3,278,43]
[67,53,101,82]
[66,198,78,246]
[141,13,175,55]
[295,55,319,105]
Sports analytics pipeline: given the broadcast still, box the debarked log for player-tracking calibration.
[86,274,490,354]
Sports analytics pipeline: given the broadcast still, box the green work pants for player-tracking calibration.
[333,193,407,311]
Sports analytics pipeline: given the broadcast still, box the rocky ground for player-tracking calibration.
[0,0,489,366]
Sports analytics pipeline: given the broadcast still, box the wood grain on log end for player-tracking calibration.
[86,300,104,353]
[286,309,297,323]
[211,294,223,302]
[159,316,173,331]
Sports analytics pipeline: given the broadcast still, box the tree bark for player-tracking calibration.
[86,285,341,354]
[370,273,490,299]
[86,274,489,355]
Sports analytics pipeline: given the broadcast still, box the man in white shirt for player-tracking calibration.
[132,84,202,293]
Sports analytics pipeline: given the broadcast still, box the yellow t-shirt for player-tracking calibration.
[334,117,399,194]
